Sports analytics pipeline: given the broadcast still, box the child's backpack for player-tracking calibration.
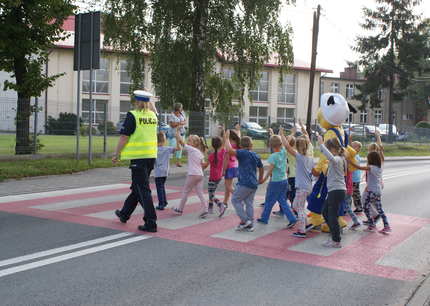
[307,173,327,214]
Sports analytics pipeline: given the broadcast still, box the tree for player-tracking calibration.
[104,0,294,132]
[0,0,75,154]
[354,0,430,138]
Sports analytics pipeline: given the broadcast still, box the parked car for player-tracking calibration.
[364,125,380,136]
[241,121,268,139]
[378,124,399,137]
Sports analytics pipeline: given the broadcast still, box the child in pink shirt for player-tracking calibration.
[223,130,240,208]
[205,136,227,217]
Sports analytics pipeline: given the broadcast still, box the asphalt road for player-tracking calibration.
[1,160,430,306]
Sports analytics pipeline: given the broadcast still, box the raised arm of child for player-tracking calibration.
[279,127,297,157]
[224,130,236,156]
[318,135,335,161]
[299,119,310,143]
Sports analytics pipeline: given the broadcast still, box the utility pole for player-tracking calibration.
[305,4,321,136]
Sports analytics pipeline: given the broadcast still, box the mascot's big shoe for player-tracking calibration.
[307,93,357,232]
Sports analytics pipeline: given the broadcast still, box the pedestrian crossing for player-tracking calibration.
[0,183,428,281]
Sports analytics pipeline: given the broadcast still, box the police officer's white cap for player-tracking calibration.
[133,90,154,102]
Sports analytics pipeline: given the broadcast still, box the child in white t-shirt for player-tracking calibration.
[173,135,209,218]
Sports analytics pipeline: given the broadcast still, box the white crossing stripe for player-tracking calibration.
[288,229,369,256]
[0,235,151,278]
[31,194,129,211]
[0,184,130,204]
[0,232,132,268]
[212,214,289,243]
[377,226,430,271]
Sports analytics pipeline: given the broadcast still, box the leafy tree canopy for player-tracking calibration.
[103,0,295,114]
[354,0,430,111]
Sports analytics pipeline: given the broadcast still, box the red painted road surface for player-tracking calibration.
[1,184,428,281]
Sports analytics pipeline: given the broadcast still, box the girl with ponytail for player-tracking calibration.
[173,135,209,218]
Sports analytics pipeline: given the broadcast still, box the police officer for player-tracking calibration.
[112,90,158,232]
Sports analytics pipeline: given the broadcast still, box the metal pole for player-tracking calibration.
[76,14,81,160]
[88,12,94,165]
[103,102,107,158]
[33,97,38,154]
[305,5,321,137]
[45,61,48,135]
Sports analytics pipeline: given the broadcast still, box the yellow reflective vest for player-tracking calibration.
[120,109,158,160]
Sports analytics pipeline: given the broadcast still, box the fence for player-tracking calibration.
[1,100,429,159]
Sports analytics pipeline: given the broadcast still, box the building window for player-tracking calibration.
[119,101,130,122]
[403,113,414,120]
[378,89,384,100]
[82,57,109,93]
[331,82,339,93]
[250,71,269,102]
[249,106,268,127]
[222,68,234,80]
[278,74,296,105]
[360,110,368,124]
[277,108,295,124]
[119,60,132,95]
[346,113,353,123]
[374,109,383,124]
[82,99,107,125]
[346,84,355,98]
[320,81,324,95]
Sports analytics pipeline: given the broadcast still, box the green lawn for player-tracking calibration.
[1,134,429,182]
[0,134,119,155]
[0,134,268,156]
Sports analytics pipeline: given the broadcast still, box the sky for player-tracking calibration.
[281,0,430,76]
[75,0,430,76]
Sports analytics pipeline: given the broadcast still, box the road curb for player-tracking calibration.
[406,273,430,306]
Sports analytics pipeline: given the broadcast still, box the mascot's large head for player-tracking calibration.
[317,93,357,129]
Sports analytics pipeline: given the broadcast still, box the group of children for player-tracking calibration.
[152,123,391,248]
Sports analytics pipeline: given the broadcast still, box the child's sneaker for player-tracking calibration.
[257,218,268,224]
[322,240,342,248]
[244,222,255,232]
[208,203,214,214]
[272,210,283,217]
[172,208,183,215]
[364,225,376,232]
[218,204,227,218]
[350,222,361,230]
[286,221,297,229]
[292,232,306,238]
[236,220,252,231]
[379,226,392,235]
[199,211,209,219]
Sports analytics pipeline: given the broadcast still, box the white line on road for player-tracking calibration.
[0,232,132,268]
[0,235,151,278]
[0,184,130,204]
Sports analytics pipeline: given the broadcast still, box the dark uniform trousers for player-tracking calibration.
[120,158,157,227]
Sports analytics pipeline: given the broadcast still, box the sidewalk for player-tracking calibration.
[1,156,429,197]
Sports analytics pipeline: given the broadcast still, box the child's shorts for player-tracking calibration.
[225,167,239,179]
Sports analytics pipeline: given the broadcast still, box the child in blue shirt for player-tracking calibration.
[225,131,264,232]
[154,129,181,210]
[257,135,297,228]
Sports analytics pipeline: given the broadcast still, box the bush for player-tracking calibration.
[80,125,98,136]
[416,121,430,129]
[46,113,79,135]
[97,121,117,135]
